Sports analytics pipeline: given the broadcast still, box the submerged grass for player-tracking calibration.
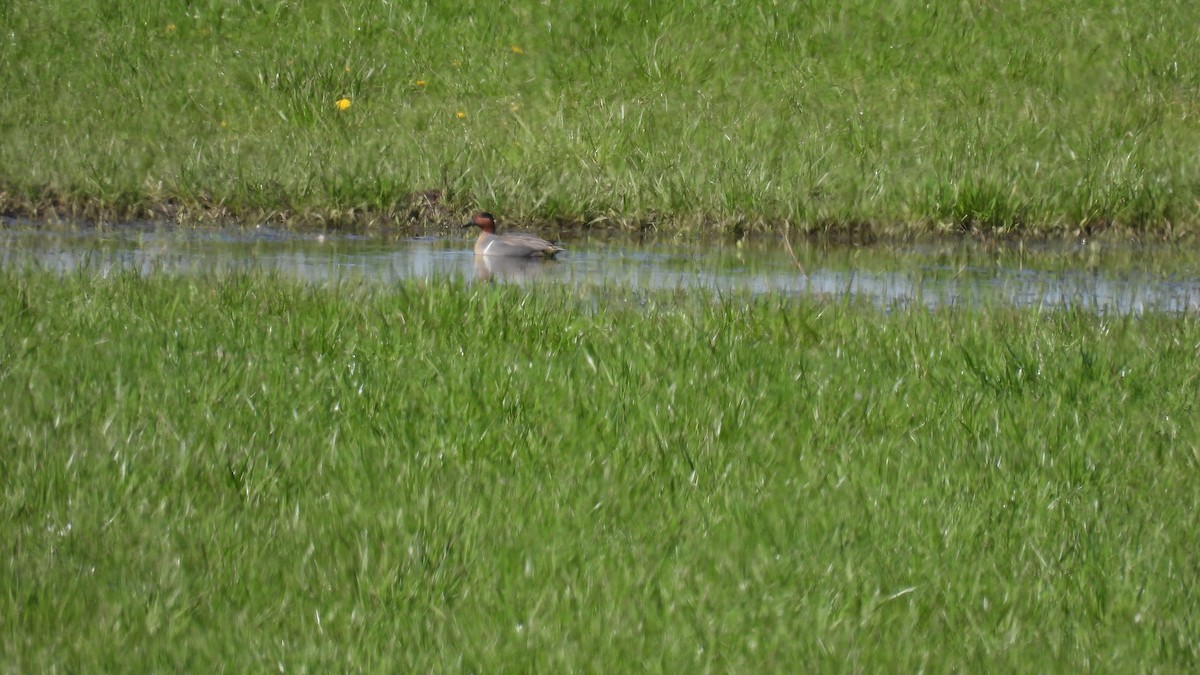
[2,1,1200,234]
[2,268,1199,670]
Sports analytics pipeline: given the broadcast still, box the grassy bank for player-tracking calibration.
[2,269,1199,670]
[2,1,1200,235]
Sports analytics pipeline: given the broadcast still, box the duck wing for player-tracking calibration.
[479,233,565,258]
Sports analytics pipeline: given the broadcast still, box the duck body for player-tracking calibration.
[462,212,564,258]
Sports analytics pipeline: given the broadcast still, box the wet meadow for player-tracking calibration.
[2,0,1200,233]
[3,0,1200,670]
[2,268,1199,671]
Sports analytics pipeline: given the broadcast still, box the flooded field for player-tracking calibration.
[2,221,1198,313]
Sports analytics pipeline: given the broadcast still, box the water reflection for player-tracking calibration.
[1,222,1198,314]
[474,255,560,283]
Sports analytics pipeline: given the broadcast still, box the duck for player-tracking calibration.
[461,212,564,258]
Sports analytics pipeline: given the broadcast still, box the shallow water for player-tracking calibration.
[2,221,1198,314]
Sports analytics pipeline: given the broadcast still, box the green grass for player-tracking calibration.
[2,0,1200,234]
[2,268,1199,671]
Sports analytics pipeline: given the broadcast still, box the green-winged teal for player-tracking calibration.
[462,212,564,258]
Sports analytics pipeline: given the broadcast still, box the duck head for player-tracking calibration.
[461,211,497,234]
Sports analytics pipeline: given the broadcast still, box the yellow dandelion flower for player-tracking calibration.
[511,45,524,54]
[164,23,177,34]
[455,111,467,119]
[415,79,427,87]
[219,120,228,128]
[335,97,352,111]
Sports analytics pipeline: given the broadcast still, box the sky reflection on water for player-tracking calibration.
[2,222,1198,314]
